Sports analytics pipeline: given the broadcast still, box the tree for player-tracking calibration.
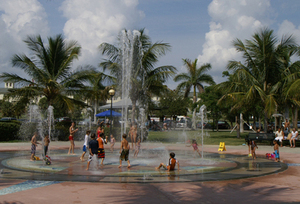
[225,28,298,131]
[0,34,91,114]
[99,29,176,122]
[174,58,215,128]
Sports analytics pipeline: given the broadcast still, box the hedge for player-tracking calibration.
[0,121,21,141]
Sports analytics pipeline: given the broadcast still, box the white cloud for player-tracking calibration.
[278,20,300,42]
[60,0,144,69]
[0,0,49,79]
[198,0,271,83]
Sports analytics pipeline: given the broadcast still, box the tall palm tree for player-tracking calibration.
[0,34,90,113]
[225,28,298,131]
[174,58,215,128]
[82,69,115,123]
[99,28,176,121]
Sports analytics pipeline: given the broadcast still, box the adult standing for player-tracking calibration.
[68,122,78,155]
[290,128,298,148]
[284,118,290,136]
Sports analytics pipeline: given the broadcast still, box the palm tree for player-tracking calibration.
[224,28,298,131]
[174,58,215,128]
[0,34,91,114]
[82,69,115,123]
[99,28,176,121]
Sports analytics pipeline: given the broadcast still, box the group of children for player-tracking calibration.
[247,139,280,162]
[30,132,50,161]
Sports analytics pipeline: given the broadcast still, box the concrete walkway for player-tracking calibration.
[0,141,299,203]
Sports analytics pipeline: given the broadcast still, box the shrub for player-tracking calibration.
[0,121,21,141]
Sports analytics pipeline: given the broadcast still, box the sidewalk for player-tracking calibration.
[0,141,300,203]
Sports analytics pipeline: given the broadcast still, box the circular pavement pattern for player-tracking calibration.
[0,148,288,183]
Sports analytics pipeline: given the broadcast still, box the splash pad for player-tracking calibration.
[0,144,287,183]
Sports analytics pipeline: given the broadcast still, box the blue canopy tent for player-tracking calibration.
[95,110,122,117]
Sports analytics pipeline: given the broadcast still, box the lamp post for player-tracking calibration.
[109,88,115,136]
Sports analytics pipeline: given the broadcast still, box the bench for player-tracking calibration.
[246,132,300,147]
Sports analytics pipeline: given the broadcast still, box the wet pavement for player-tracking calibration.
[0,141,299,203]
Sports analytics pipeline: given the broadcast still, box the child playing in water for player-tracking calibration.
[97,132,108,165]
[86,133,98,170]
[134,138,141,158]
[273,140,280,162]
[156,152,180,171]
[80,130,90,161]
[119,134,131,168]
[110,134,115,153]
[30,132,40,161]
[186,139,201,157]
[251,140,258,160]
[43,134,50,156]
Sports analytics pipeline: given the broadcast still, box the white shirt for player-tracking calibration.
[83,134,89,146]
[275,130,283,138]
[291,131,298,139]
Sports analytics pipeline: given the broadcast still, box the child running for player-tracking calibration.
[86,133,98,170]
[80,130,90,161]
[119,134,131,168]
[273,140,280,162]
[43,134,50,157]
[97,132,108,165]
[110,134,115,153]
[134,138,141,158]
[251,140,258,159]
[30,132,40,161]
[156,152,180,171]
[186,139,201,157]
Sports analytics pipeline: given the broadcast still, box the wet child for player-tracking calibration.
[273,140,280,162]
[186,139,201,157]
[110,134,115,153]
[86,133,98,170]
[30,132,40,161]
[119,134,131,168]
[156,152,180,171]
[97,132,108,165]
[43,134,50,156]
[80,130,90,161]
[134,138,141,158]
[251,140,258,160]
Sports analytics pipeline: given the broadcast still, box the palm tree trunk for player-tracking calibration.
[293,106,298,130]
[131,99,136,124]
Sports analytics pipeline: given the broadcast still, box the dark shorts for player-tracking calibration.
[120,149,129,161]
[98,148,105,158]
[31,144,36,155]
[83,145,87,152]
[44,146,48,155]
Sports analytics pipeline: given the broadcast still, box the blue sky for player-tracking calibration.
[1,0,300,89]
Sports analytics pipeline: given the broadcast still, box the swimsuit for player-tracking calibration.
[274,150,279,159]
[120,149,129,161]
[192,143,198,150]
[98,148,105,158]
[31,144,36,154]
[69,135,73,141]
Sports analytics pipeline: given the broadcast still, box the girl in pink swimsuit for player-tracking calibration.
[186,139,201,157]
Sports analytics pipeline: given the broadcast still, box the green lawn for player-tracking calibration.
[147,130,249,145]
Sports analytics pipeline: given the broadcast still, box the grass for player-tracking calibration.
[147,130,249,145]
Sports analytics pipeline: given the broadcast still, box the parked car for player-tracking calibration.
[58,117,72,122]
[217,121,230,129]
[0,117,17,121]
[176,118,192,128]
[78,119,90,126]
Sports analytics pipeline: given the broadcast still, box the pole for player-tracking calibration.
[110,95,113,136]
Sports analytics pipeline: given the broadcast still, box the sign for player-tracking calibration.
[218,142,226,151]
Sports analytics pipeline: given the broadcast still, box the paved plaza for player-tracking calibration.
[0,141,300,203]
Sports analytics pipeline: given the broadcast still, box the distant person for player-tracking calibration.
[273,140,280,162]
[43,134,50,156]
[251,140,258,160]
[129,124,134,148]
[134,138,141,158]
[86,133,98,170]
[96,125,104,138]
[68,122,78,155]
[275,127,284,147]
[30,132,40,161]
[110,134,115,153]
[119,134,131,168]
[80,130,90,161]
[132,124,138,148]
[97,132,108,165]
[156,152,180,171]
[290,128,298,148]
[186,139,201,157]
[284,118,290,136]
